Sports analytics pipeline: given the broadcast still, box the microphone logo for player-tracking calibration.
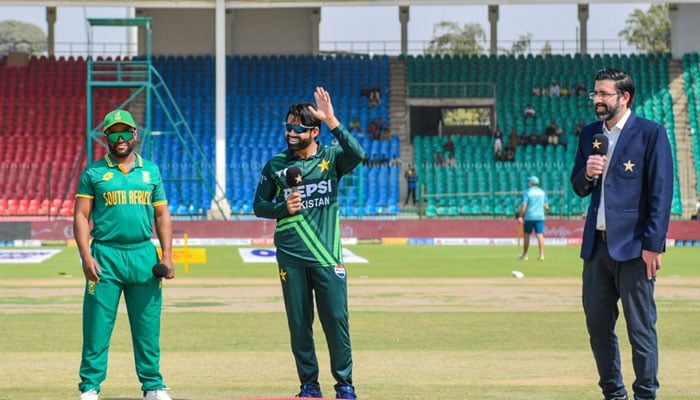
[592,133,609,156]
[591,134,609,186]
[285,166,302,192]
[592,138,604,151]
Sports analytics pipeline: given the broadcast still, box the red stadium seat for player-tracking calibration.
[5,205,17,216]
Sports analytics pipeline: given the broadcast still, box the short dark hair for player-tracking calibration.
[594,68,635,106]
[285,103,322,128]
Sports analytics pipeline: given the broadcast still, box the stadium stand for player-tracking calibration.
[142,54,393,216]
[0,55,120,217]
[0,51,694,218]
[682,53,700,198]
[407,52,684,217]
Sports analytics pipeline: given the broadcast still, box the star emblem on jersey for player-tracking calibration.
[319,159,330,172]
[279,268,287,282]
[592,139,602,150]
[624,159,635,172]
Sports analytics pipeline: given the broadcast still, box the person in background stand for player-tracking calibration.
[348,117,361,134]
[523,103,537,121]
[571,68,673,400]
[434,151,445,166]
[509,126,519,151]
[404,165,418,206]
[389,154,401,167]
[493,125,503,156]
[443,135,455,156]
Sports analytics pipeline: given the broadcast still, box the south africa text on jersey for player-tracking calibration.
[103,190,153,206]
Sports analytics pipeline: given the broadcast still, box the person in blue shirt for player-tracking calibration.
[404,165,418,205]
[517,175,549,261]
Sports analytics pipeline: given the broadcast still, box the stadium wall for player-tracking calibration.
[139,7,317,55]
[16,219,700,243]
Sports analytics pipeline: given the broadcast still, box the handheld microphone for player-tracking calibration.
[591,133,609,186]
[285,166,302,192]
[152,263,169,278]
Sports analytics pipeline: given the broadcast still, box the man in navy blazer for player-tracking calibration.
[571,68,673,400]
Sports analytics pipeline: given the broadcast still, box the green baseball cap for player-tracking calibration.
[103,109,137,132]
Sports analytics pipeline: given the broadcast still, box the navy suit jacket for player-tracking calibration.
[571,113,674,261]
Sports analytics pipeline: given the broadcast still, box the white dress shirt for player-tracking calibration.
[596,109,632,231]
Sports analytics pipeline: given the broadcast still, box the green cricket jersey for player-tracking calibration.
[253,124,365,268]
[76,153,168,244]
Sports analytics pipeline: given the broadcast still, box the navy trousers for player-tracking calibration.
[582,237,659,400]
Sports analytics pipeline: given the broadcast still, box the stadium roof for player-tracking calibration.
[3,0,700,8]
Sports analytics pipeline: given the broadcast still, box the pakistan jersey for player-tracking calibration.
[76,153,168,244]
[253,124,365,268]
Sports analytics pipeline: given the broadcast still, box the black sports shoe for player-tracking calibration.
[335,385,357,399]
[296,384,323,398]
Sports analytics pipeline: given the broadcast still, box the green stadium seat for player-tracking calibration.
[408,52,686,217]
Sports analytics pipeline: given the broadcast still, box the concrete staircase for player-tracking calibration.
[667,58,698,219]
[388,57,411,205]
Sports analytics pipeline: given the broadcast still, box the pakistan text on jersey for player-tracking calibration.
[282,179,333,198]
[300,196,330,209]
[103,190,153,206]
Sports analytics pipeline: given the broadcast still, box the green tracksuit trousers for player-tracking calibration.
[279,265,353,388]
[78,240,165,393]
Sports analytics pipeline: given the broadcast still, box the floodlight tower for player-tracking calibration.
[85,17,154,159]
[85,17,228,218]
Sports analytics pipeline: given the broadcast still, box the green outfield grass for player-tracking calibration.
[2,245,699,280]
[0,245,698,399]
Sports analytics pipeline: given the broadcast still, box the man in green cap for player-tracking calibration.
[74,109,174,400]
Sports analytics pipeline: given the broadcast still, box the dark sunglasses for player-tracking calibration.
[106,131,134,143]
[284,123,315,134]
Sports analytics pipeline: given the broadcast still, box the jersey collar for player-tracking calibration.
[104,152,144,168]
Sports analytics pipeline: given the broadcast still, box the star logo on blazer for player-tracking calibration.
[318,159,330,172]
[624,160,635,172]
